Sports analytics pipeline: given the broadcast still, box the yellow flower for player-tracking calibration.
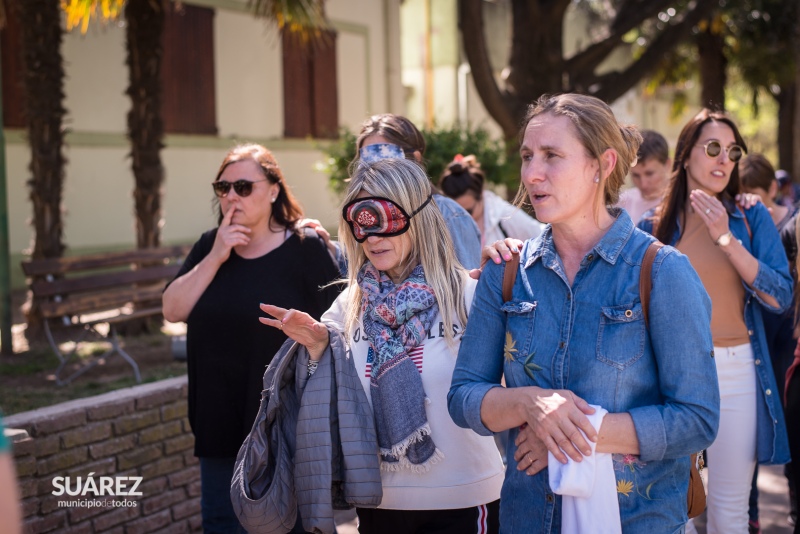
[504,332,518,362]
[616,479,634,497]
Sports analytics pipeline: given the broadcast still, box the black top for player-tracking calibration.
[171,228,341,457]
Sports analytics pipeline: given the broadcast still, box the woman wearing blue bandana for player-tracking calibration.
[355,114,482,270]
[261,157,504,534]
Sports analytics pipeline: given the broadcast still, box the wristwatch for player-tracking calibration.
[715,231,733,247]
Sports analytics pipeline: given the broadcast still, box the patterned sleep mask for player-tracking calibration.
[343,195,432,242]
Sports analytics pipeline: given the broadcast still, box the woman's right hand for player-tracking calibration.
[469,238,524,279]
[516,387,596,464]
[259,304,329,360]
[211,207,252,265]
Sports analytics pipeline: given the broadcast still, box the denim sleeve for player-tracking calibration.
[636,216,654,235]
[436,195,482,270]
[628,248,720,462]
[744,204,793,313]
[447,260,505,436]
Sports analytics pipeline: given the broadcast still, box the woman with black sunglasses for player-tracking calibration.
[638,110,792,533]
[260,157,504,534]
[162,144,341,533]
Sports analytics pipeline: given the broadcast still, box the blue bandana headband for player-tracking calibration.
[359,143,405,164]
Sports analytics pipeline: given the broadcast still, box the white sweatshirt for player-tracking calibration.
[321,277,504,510]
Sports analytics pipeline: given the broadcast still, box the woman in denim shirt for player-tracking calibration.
[448,94,721,533]
[638,110,792,533]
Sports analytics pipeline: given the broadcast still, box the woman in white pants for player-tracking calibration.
[638,109,792,532]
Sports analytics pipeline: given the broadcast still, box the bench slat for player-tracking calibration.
[39,284,167,319]
[31,264,180,298]
[87,307,164,326]
[21,245,191,277]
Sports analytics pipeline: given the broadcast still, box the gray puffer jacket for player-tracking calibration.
[231,326,382,534]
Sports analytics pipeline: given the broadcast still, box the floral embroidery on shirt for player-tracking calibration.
[504,332,518,362]
[523,352,542,380]
[616,479,634,497]
[615,454,646,473]
[613,454,654,500]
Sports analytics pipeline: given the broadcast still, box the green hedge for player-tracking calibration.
[316,125,519,195]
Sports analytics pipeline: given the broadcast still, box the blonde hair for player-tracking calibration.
[339,158,467,345]
[516,93,642,221]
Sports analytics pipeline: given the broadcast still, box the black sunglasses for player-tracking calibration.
[696,140,744,163]
[212,179,268,198]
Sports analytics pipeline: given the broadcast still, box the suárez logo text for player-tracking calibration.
[51,473,143,497]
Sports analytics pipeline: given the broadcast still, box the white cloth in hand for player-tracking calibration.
[548,405,621,534]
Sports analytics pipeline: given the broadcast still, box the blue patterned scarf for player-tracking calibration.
[358,262,444,471]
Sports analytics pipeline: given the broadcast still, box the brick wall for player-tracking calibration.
[4,376,202,533]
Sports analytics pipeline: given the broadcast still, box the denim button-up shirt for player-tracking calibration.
[448,210,720,533]
[639,201,792,466]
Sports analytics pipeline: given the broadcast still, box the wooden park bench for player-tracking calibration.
[21,245,191,386]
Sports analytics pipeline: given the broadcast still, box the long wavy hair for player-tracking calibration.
[213,144,303,232]
[652,110,747,244]
[339,158,467,346]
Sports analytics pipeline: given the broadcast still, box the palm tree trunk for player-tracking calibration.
[124,0,165,335]
[125,0,165,250]
[13,0,67,340]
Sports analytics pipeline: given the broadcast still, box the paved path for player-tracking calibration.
[335,465,796,533]
[691,464,793,533]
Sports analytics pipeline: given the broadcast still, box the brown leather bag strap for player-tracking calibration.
[640,241,664,328]
[502,252,521,302]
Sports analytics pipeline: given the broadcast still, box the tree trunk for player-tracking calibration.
[13,0,67,341]
[697,15,727,111]
[777,81,795,176]
[125,0,165,250]
[123,0,166,335]
[459,0,716,141]
[793,4,800,180]
[458,0,518,140]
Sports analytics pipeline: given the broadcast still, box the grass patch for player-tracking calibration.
[0,349,60,377]
[0,332,186,415]
[0,362,187,415]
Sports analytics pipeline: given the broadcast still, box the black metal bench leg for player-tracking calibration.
[108,324,142,384]
[46,321,97,387]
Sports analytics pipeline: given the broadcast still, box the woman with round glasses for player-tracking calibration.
[260,157,504,534]
[162,144,340,533]
[638,110,792,533]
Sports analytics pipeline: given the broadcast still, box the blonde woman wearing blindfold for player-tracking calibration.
[261,158,504,534]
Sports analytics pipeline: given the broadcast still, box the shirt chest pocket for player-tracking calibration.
[501,300,537,361]
[596,303,645,370]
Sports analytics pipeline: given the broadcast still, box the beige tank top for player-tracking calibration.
[675,209,749,347]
